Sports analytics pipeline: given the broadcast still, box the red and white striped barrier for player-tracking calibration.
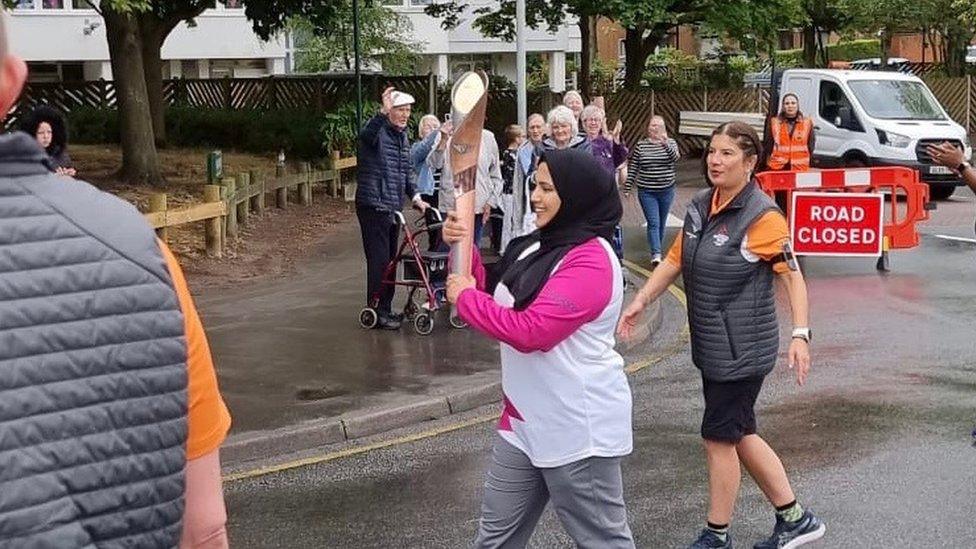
[755,167,931,254]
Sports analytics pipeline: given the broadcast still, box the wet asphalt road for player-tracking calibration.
[224,186,976,548]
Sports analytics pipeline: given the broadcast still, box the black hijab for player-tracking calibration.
[493,148,622,311]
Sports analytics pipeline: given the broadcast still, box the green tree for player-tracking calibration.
[610,0,800,89]
[426,0,800,92]
[425,0,604,96]
[79,1,342,185]
[852,0,973,75]
[799,0,858,67]
[290,2,420,74]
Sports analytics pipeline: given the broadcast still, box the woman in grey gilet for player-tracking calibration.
[617,122,826,549]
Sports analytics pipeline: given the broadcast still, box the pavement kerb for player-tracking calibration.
[222,263,678,471]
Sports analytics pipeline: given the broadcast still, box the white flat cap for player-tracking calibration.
[391,91,415,107]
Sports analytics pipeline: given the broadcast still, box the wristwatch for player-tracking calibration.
[791,327,812,343]
[956,161,972,176]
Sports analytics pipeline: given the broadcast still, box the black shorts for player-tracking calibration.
[701,376,765,442]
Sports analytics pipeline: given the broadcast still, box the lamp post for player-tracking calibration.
[353,0,363,130]
[516,0,526,127]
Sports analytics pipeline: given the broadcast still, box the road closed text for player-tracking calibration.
[790,193,884,256]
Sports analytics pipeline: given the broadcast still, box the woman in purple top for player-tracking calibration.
[581,105,629,176]
[582,105,628,263]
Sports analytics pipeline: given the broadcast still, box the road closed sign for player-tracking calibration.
[790,192,884,257]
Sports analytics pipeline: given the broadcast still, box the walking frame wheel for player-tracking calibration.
[359,307,378,329]
[414,313,434,335]
[403,299,420,321]
[449,314,468,329]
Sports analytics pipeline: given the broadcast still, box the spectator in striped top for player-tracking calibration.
[542,106,591,153]
[624,115,679,265]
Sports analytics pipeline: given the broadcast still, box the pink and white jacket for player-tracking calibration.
[456,237,632,467]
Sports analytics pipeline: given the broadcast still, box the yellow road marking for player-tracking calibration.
[225,260,689,483]
[621,258,687,306]
[224,413,498,483]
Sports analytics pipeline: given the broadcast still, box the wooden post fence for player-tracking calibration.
[330,151,342,198]
[221,177,238,239]
[149,193,168,242]
[138,154,357,259]
[203,185,223,258]
[300,162,312,206]
[275,165,287,209]
[250,170,265,214]
[236,172,250,226]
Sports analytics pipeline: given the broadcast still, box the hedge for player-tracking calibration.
[67,106,327,159]
[776,39,883,67]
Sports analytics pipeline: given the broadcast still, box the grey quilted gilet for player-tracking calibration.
[680,182,781,382]
[0,133,188,548]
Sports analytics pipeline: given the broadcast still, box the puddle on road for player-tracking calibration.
[295,385,351,401]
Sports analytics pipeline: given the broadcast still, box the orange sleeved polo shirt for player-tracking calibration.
[159,241,232,460]
[665,190,791,275]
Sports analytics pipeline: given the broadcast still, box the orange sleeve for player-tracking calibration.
[664,230,683,268]
[160,240,232,460]
[746,211,791,275]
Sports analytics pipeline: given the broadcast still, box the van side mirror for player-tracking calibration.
[834,116,843,127]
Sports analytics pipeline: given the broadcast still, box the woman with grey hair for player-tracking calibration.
[542,106,590,153]
[562,90,585,122]
[411,113,446,250]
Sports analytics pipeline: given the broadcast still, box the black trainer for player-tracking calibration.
[689,529,733,548]
[753,510,826,549]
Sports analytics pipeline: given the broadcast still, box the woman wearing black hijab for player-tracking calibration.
[445,149,635,548]
[20,105,76,177]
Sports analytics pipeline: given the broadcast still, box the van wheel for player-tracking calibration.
[929,185,956,200]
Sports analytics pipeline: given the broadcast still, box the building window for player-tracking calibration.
[211,59,268,78]
[15,0,36,9]
[42,0,64,8]
[450,54,493,81]
[224,0,243,8]
[409,0,432,5]
[617,39,626,60]
[26,62,84,83]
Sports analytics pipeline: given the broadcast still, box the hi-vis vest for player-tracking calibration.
[768,117,812,171]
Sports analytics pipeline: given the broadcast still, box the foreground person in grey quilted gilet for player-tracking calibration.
[0,14,232,548]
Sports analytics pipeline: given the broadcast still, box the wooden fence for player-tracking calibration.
[607,88,769,155]
[143,152,357,258]
[10,73,435,127]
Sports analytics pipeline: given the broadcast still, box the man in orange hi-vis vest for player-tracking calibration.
[764,93,816,172]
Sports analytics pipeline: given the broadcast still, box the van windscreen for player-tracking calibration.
[848,80,945,120]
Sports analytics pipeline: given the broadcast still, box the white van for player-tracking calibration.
[681,69,973,199]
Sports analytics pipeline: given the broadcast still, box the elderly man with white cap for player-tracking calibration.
[356,86,429,330]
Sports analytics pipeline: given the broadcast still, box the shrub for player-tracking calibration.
[828,39,882,62]
[166,107,325,158]
[67,106,120,144]
[774,49,804,68]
